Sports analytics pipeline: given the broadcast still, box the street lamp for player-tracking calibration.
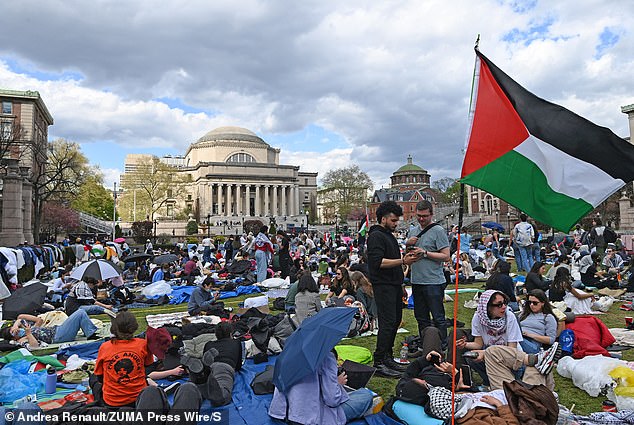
[112,182,117,241]
[206,214,211,239]
[335,212,339,238]
[153,219,158,244]
[494,209,499,226]
[506,212,511,234]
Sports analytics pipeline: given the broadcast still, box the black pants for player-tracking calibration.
[373,284,403,364]
[411,284,448,349]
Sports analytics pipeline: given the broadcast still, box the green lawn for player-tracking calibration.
[68,282,632,416]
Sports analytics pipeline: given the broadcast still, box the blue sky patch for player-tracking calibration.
[2,56,83,81]
[596,27,620,58]
[502,15,556,45]
[263,124,347,153]
[154,97,218,115]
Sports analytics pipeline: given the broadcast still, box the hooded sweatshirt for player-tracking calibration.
[367,224,404,286]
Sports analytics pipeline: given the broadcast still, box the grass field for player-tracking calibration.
[80,282,630,416]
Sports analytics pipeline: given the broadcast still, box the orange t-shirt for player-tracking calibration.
[94,338,154,406]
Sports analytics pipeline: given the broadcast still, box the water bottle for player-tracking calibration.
[45,366,57,394]
[399,343,409,363]
[81,363,91,393]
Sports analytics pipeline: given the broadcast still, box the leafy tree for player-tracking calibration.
[72,173,115,220]
[244,219,264,235]
[320,165,373,222]
[131,220,153,243]
[186,220,198,235]
[431,177,457,195]
[32,139,92,243]
[41,202,80,240]
[118,156,189,221]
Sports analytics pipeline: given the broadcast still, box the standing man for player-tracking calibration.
[405,200,451,349]
[202,236,213,264]
[367,201,419,377]
[513,213,534,272]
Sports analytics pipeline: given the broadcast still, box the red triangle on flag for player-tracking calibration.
[461,57,530,177]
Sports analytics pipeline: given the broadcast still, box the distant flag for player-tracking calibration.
[461,49,634,231]
[359,215,369,237]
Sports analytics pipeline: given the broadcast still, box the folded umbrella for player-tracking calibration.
[272,307,357,394]
[71,259,122,281]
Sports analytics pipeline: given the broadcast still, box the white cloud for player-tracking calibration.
[0,0,633,186]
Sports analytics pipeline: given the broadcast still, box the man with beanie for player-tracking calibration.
[367,201,418,377]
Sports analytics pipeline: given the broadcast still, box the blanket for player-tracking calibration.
[566,316,616,358]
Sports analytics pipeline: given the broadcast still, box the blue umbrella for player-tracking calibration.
[482,221,505,232]
[273,307,357,394]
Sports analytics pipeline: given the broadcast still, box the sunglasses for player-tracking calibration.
[528,300,542,306]
[490,301,508,308]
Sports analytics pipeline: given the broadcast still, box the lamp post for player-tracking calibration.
[207,214,211,239]
[445,214,449,230]
[506,212,511,235]
[153,219,158,244]
[495,209,499,226]
[112,182,117,241]
[335,212,339,238]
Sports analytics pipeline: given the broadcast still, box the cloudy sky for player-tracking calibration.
[1,0,633,190]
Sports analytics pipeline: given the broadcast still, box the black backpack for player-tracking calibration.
[604,227,617,244]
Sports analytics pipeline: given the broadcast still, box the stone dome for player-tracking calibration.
[196,126,269,146]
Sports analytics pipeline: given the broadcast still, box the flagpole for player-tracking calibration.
[451,34,480,425]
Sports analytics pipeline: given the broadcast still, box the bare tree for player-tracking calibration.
[31,138,91,243]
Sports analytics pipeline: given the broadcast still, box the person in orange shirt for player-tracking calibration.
[93,311,202,416]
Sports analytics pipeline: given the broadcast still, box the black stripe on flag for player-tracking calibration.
[476,50,634,182]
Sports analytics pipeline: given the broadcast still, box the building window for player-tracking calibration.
[167,189,173,198]
[1,102,11,115]
[166,204,174,217]
[226,153,256,163]
[1,122,11,139]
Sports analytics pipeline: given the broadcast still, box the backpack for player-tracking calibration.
[604,227,617,244]
[347,302,372,337]
[514,222,533,246]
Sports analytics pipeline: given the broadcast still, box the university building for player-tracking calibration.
[120,126,318,233]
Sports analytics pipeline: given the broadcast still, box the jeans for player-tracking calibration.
[53,309,98,343]
[532,243,541,263]
[411,284,448,349]
[512,242,524,272]
[203,246,212,263]
[79,304,109,315]
[255,250,268,283]
[342,388,374,421]
[373,285,403,363]
[517,245,533,272]
[520,338,541,354]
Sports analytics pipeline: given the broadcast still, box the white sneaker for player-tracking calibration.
[103,309,117,319]
[535,342,561,375]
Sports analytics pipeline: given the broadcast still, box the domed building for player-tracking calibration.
[121,126,318,233]
[369,155,437,222]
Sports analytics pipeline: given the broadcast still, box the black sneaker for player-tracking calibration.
[373,363,402,378]
[384,358,409,372]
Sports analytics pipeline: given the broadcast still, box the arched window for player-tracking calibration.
[226,153,256,163]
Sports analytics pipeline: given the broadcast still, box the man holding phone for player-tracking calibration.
[367,201,419,377]
[405,200,450,350]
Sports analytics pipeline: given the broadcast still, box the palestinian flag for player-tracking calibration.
[359,215,369,237]
[461,50,634,231]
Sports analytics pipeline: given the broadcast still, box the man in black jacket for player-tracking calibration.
[367,201,418,377]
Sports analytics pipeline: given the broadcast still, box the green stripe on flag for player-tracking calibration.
[461,150,593,231]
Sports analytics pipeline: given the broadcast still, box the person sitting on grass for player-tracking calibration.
[64,277,117,318]
[2,309,100,349]
[187,276,226,317]
[93,311,202,419]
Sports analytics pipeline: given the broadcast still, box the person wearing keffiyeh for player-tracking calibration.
[254,226,274,283]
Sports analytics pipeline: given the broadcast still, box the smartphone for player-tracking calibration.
[429,353,441,365]
[21,319,27,326]
[461,365,472,387]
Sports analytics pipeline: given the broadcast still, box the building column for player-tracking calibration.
[255,185,261,216]
[272,185,278,216]
[227,184,233,216]
[264,185,270,216]
[217,184,223,215]
[281,185,287,216]
[245,185,251,217]
[21,168,33,244]
[236,184,242,216]
[293,186,299,216]
[0,160,24,246]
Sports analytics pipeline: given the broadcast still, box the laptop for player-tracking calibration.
[341,360,376,390]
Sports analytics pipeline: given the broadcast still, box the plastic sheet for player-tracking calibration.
[0,360,46,403]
